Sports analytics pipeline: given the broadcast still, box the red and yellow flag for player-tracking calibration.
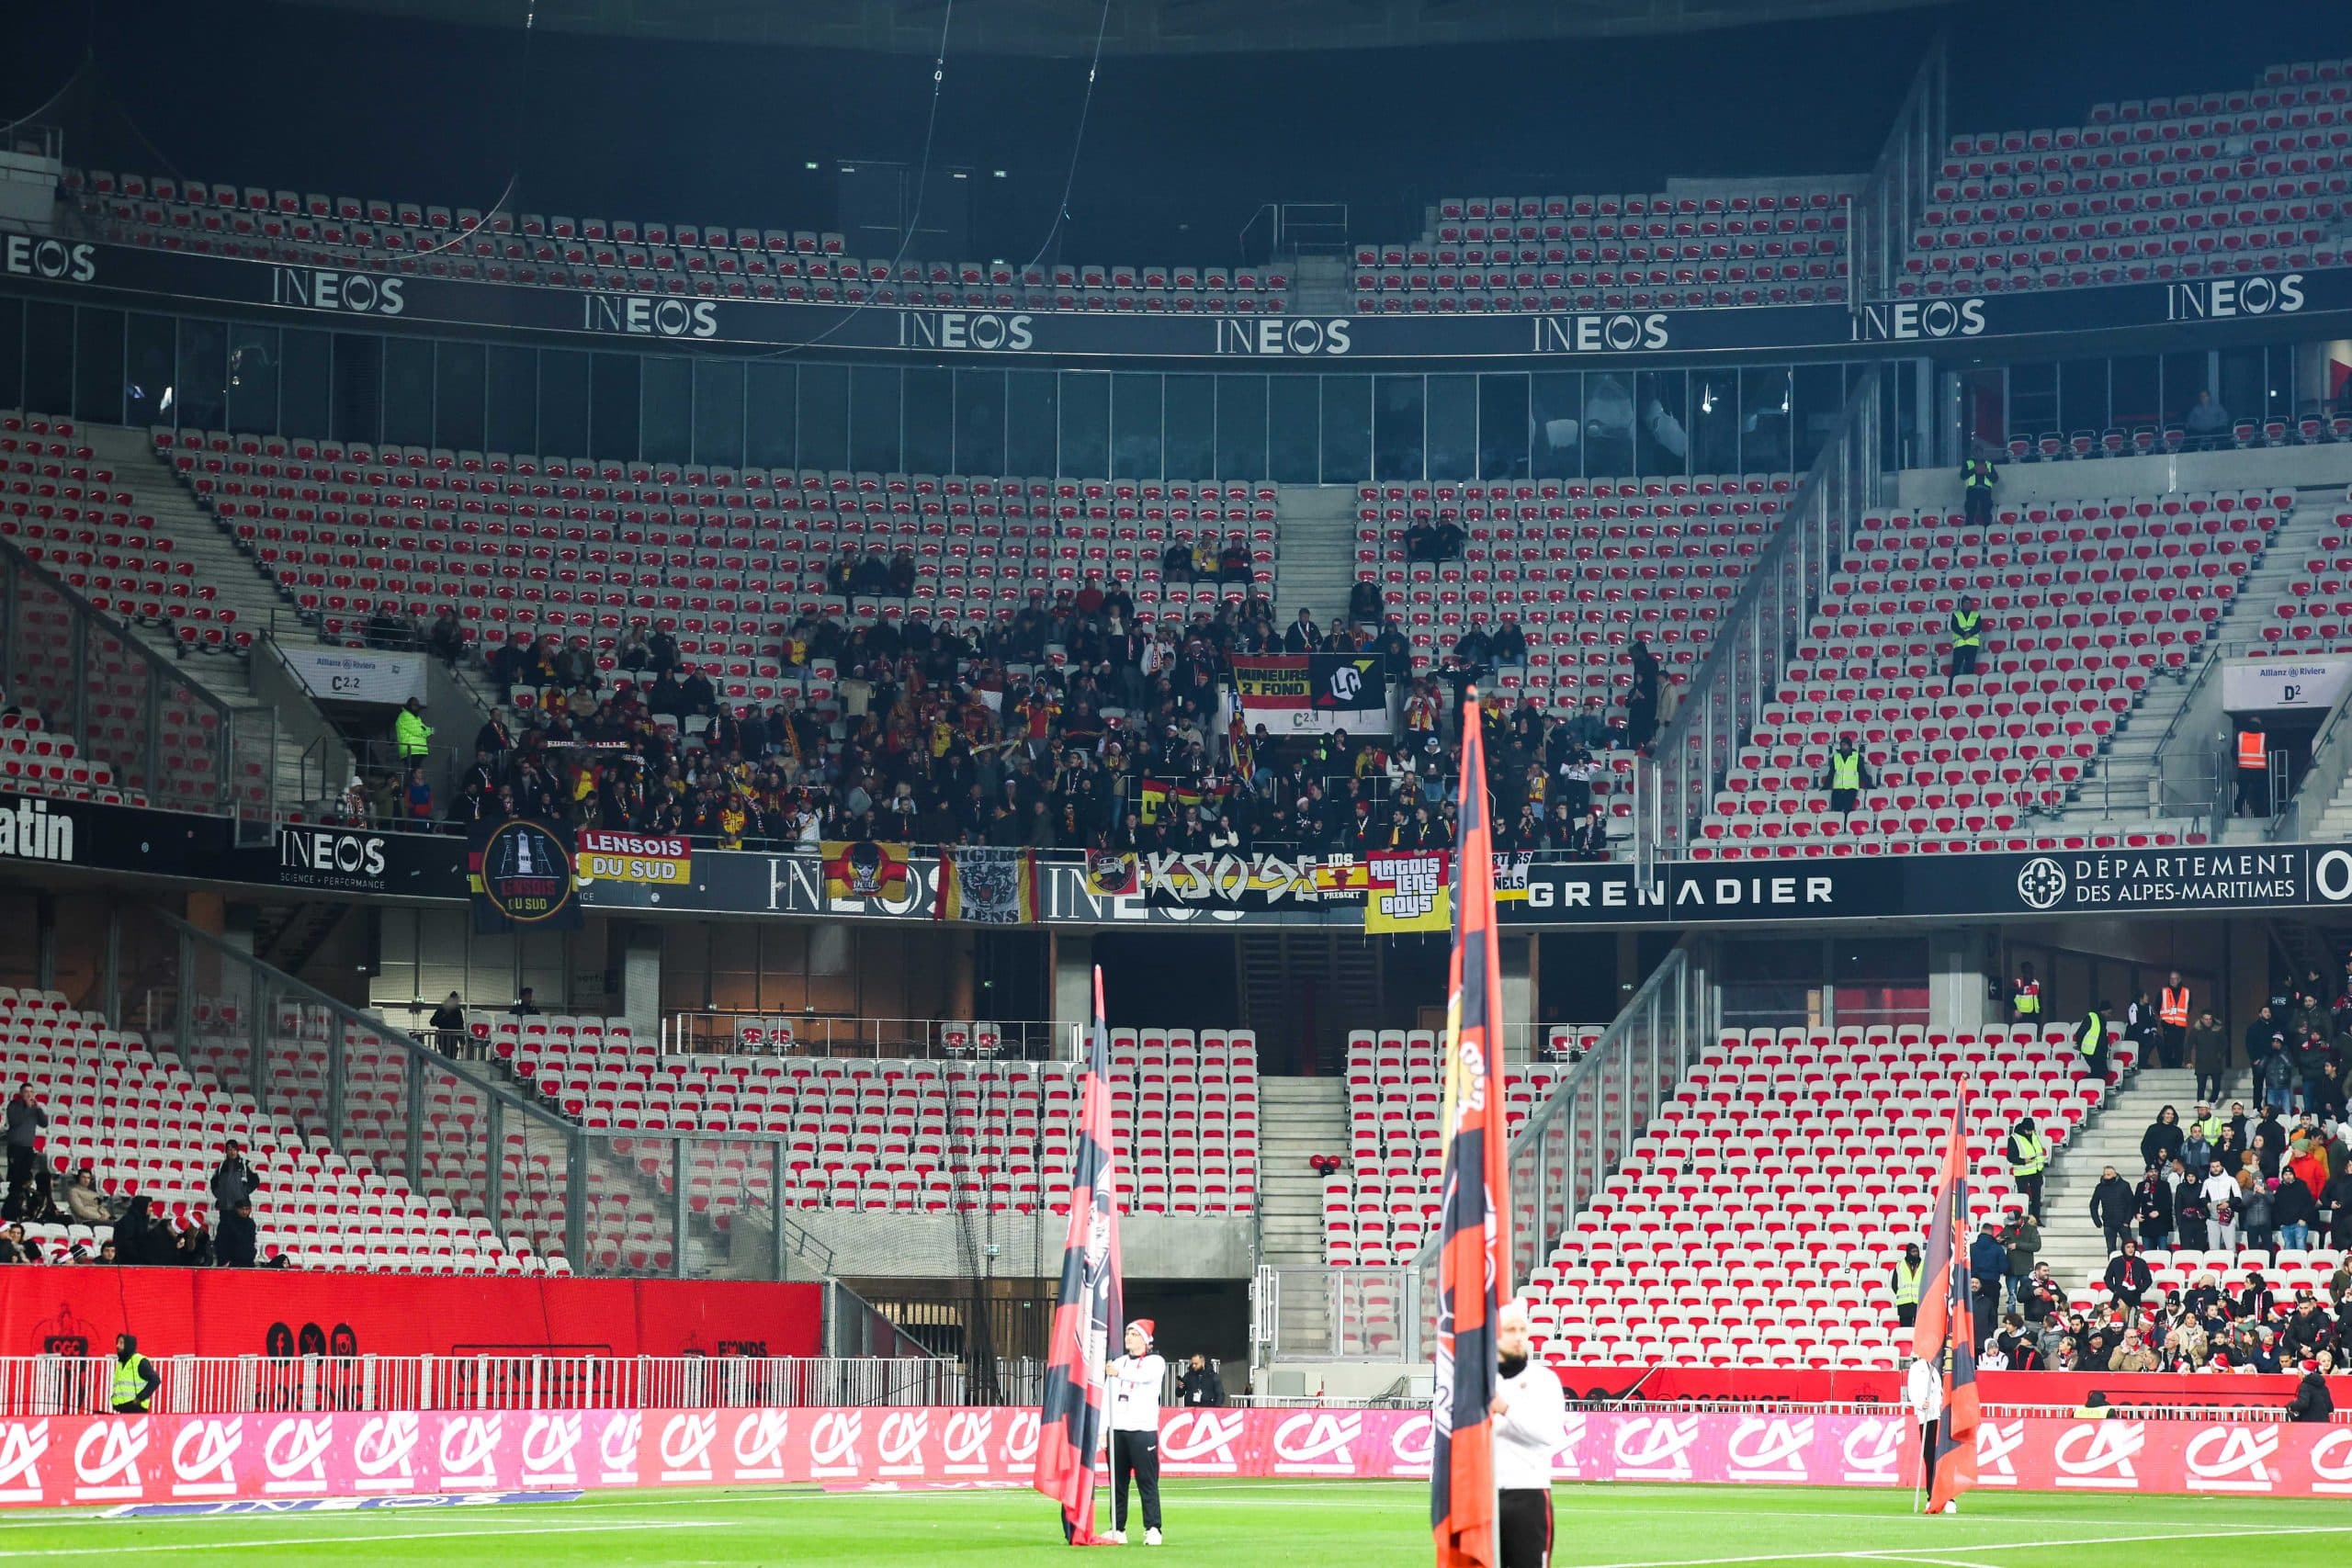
[1432,694,1510,1568]
[1912,1099,1982,1514]
[1033,968,1125,1544]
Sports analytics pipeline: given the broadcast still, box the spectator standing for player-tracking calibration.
[1960,446,1997,530]
[2288,1361,2335,1422]
[215,1198,258,1269]
[2001,1213,2040,1310]
[1967,1221,2007,1350]
[2185,389,2230,448]
[2088,1165,2134,1255]
[2191,1010,2230,1105]
[2135,1166,2175,1252]
[1624,639,1662,750]
[427,992,468,1058]
[209,1141,260,1215]
[2141,1106,2184,1172]
[4,1085,45,1189]
[2275,1171,2316,1252]
[2202,1160,2243,1251]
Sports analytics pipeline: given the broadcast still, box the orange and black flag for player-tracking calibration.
[1033,967,1125,1545]
[1910,1098,1981,1514]
[1432,690,1511,1568]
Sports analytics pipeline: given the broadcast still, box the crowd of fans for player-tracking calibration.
[349,576,1660,860]
[0,1096,267,1269]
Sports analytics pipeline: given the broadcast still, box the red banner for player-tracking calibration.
[0,1407,2349,1507]
[0,1270,821,1360]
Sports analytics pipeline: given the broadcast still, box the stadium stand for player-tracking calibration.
[1690,487,2286,856]
[483,1015,1258,1223]
[1901,58,2351,300]
[154,425,1276,650]
[6,990,557,1274]
[1518,1021,2129,1368]
[67,173,1290,315]
[2272,505,2352,649]
[1329,1030,1560,1265]
[1354,187,1849,313]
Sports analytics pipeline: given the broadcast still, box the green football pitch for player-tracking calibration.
[0,1481,2346,1565]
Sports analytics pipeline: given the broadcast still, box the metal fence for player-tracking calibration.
[1254,1265,1425,1365]
[0,1355,980,1416]
[0,537,276,835]
[1634,377,1889,866]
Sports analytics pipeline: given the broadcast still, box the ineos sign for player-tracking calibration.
[1532,312,1669,354]
[1,237,96,284]
[2166,273,2303,321]
[269,268,404,315]
[897,310,1035,352]
[1213,318,1352,355]
[583,295,718,338]
[1849,299,1988,342]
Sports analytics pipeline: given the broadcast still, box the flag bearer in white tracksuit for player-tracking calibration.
[1492,1301,1569,1568]
[1905,1355,1952,1512]
[1107,1319,1167,1544]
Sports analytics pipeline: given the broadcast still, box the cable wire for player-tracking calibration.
[409,1,538,262]
[1018,0,1114,278]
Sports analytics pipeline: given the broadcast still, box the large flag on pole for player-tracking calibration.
[1432,691,1511,1568]
[1910,1098,1981,1514]
[1034,967,1125,1545]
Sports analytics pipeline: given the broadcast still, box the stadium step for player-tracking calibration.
[2036,1062,2248,1304]
[1271,484,1361,627]
[1255,1077,1352,1352]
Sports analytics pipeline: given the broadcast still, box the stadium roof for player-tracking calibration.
[277,0,1954,55]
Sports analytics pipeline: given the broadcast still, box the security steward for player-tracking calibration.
[1890,1243,1925,1328]
[1961,447,1997,531]
[2011,962,2041,1024]
[1948,596,1984,693]
[2158,973,2190,1071]
[395,695,434,762]
[1823,734,1873,817]
[111,1333,159,1414]
[2077,1001,2109,1086]
[2007,1115,2049,1221]
[2234,720,2270,818]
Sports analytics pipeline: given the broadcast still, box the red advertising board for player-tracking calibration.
[0,1270,821,1359]
[1551,1364,2342,1410]
[0,1407,2345,1508]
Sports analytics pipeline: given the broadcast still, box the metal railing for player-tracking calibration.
[1636,378,1889,867]
[1254,1265,1425,1365]
[1849,30,1950,305]
[0,535,276,837]
[660,1011,1066,1060]
[0,1355,973,1416]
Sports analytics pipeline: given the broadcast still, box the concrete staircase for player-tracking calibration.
[1270,484,1360,626]
[2210,487,2352,842]
[72,424,329,814]
[1288,254,1351,315]
[2056,484,2346,842]
[1254,1077,1350,1354]
[2036,1064,2245,1297]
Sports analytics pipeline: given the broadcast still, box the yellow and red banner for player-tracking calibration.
[574,829,691,886]
[820,839,910,900]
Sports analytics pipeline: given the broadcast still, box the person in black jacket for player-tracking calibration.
[2287,1361,2335,1422]
[2088,1165,2135,1255]
[2104,1240,2154,1311]
[1177,1355,1226,1408]
[215,1197,258,1269]
[2134,1167,2175,1252]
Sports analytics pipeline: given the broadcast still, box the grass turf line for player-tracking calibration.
[0,1482,2342,1565]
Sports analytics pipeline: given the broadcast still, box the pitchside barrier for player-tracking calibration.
[0,1404,2346,1506]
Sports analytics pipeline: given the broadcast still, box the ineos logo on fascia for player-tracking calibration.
[1213,318,1351,355]
[897,310,1035,352]
[269,268,404,315]
[2166,273,2302,322]
[583,295,718,338]
[2,237,96,284]
[1849,299,1987,343]
[1532,313,1669,354]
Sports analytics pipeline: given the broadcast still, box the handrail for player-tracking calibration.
[1407,935,1709,1287]
[1849,28,1949,302]
[1638,373,1887,863]
[0,528,268,825]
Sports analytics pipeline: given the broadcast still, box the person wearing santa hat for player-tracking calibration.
[1107,1319,1168,1545]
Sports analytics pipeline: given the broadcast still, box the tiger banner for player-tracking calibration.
[937,845,1040,925]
